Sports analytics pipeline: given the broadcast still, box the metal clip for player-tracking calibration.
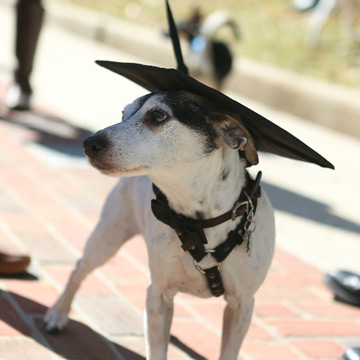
[244,191,254,212]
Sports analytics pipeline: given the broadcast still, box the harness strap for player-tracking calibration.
[204,266,225,297]
[211,215,248,262]
[151,198,208,262]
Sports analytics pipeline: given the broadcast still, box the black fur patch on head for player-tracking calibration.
[159,91,219,153]
[124,93,153,120]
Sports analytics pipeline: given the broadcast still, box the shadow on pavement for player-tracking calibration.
[0,271,38,281]
[263,182,360,235]
[0,290,209,359]
[170,336,207,360]
[0,290,146,360]
[1,108,93,158]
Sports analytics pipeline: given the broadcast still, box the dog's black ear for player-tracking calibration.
[212,114,259,165]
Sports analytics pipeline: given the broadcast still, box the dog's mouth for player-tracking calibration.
[87,156,148,176]
[87,156,112,172]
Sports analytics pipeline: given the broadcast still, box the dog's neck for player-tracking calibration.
[149,148,246,220]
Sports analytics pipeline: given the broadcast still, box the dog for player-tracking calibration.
[176,9,240,90]
[293,0,360,47]
[44,90,275,359]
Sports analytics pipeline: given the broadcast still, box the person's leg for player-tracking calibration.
[7,0,44,110]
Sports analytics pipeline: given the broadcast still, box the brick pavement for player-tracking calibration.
[0,106,359,360]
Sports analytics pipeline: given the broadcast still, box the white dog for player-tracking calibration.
[44,90,275,359]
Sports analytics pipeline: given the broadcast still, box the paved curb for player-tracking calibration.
[43,0,360,139]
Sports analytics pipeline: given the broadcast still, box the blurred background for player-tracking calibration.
[64,0,360,88]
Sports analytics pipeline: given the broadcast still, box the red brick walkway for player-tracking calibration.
[0,110,359,360]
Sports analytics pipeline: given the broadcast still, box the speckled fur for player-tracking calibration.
[44,91,275,360]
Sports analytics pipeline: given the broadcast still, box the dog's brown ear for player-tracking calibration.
[212,114,259,165]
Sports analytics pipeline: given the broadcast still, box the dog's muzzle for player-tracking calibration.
[83,133,109,158]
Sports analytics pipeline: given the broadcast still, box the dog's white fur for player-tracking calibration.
[44,91,275,359]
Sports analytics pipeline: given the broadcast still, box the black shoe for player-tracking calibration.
[324,270,360,308]
[340,347,360,360]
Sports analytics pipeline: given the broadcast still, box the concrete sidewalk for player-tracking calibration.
[0,0,360,359]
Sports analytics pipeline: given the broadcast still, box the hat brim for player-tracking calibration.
[96,60,334,169]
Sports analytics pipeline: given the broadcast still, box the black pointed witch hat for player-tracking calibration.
[96,0,334,169]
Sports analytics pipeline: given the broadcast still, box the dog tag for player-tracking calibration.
[242,231,250,257]
[245,234,252,258]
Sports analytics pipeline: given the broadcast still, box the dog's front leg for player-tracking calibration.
[44,229,127,332]
[144,285,174,360]
[44,180,139,332]
[43,256,91,332]
[219,296,254,360]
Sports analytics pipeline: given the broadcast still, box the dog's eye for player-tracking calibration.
[152,110,167,122]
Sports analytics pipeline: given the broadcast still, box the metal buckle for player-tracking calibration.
[231,201,248,220]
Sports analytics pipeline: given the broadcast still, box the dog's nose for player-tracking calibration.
[83,133,109,157]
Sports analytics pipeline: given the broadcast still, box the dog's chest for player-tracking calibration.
[145,228,211,296]
[144,219,258,298]
[133,177,275,298]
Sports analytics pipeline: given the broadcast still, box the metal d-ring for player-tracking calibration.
[194,260,222,274]
[231,201,249,220]
[244,219,256,233]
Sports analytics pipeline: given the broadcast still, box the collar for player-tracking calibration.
[152,171,261,231]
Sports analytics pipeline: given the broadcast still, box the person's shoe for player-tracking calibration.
[340,347,360,360]
[0,252,31,275]
[324,270,360,307]
[6,83,31,110]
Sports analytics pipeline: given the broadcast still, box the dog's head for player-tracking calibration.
[83,91,258,176]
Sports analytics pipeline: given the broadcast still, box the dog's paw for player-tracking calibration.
[43,307,69,333]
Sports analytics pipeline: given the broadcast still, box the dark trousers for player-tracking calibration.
[14,0,44,94]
